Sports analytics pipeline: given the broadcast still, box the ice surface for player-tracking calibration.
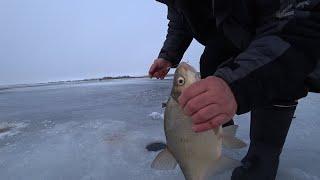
[0,78,319,180]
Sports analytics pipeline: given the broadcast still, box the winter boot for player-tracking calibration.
[231,102,297,180]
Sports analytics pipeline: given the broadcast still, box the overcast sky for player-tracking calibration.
[0,0,203,85]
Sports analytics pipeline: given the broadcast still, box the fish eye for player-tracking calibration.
[177,77,185,86]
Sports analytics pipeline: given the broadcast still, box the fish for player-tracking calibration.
[151,62,246,180]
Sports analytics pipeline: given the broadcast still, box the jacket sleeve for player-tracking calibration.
[158,4,193,67]
[214,35,317,114]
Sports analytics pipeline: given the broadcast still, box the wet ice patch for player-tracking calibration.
[149,112,164,120]
[0,122,27,139]
[0,123,12,133]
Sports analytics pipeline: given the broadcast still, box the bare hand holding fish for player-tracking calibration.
[178,76,238,132]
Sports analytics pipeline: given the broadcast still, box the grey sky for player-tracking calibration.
[0,0,203,85]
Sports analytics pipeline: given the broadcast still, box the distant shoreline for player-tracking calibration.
[0,74,174,91]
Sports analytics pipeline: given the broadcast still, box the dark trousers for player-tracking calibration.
[200,37,297,179]
[239,104,296,180]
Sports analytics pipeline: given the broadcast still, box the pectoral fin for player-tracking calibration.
[208,156,241,176]
[222,125,247,149]
[223,136,247,149]
[151,148,177,170]
[223,125,238,136]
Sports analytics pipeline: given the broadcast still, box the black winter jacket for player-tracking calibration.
[156,0,320,114]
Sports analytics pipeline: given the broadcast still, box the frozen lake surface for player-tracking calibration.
[0,78,319,180]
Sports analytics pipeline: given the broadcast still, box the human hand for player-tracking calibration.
[148,58,172,79]
[178,76,237,132]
